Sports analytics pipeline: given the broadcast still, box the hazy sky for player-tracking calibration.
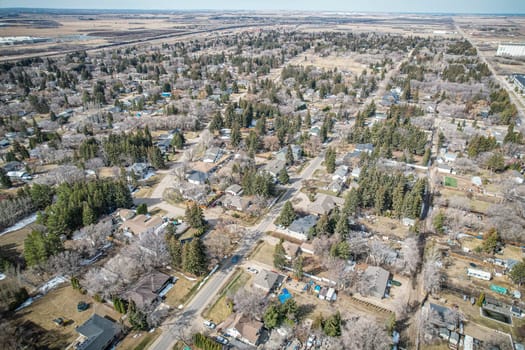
[1,0,524,14]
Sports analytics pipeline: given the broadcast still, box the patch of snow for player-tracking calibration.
[15,295,42,311]
[0,213,37,236]
[38,275,67,295]
[0,273,6,280]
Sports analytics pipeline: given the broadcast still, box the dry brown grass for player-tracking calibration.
[251,241,275,267]
[15,285,121,349]
[163,272,197,308]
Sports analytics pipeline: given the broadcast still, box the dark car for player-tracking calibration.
[231,255,240,264]
[77,301,89,312]
[469,262,477,268]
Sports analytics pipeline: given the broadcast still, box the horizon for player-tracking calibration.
[1,0,524,15]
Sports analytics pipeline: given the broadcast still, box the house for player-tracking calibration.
[342,150,361,166]
[286,215,318,240]
[253,269,280,293]
[7,171,32,181]
[157,139,171,154]
[128,163,150,179]
[355,143,374,154]
[222,194,250,212]
[308,193,344,216]
[283,241,300,260]
[351,167,361,179]
[275,145,302,163]
[117,209,135,222]
[220,313,263,346]
[121,214,164,235]
[203,147,223,163]
[326,179,345,194]
[300,242,315,255]
[123,271,173,309]
[74,314,122,350]
[443,152,457,163]
[225,184,243,196]
[332,165,349,182]
[187,170,208,185]
[263,159,286,178]
[2,161,23,172]
[0,138,9,148]
[362,266,390,299]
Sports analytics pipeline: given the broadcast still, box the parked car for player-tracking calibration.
[231,255,240,264]
[246,267,259,274]
[469,262,477,268]
[215,336,229,345]
[77,301,89,312]
[203,320,216,329]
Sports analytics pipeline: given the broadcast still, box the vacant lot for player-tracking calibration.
[15,284,120,349]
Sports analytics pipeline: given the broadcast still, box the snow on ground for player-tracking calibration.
[15,295,42,312]
[0,213,37,236]
[38,275,67,295]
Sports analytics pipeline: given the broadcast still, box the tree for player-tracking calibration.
[209,112,224,133]
[0,168,12,188]
[166,235,183,268]
[341,316,391,349]
[275,201,296,227]
[286,145,294,165]
[432,211,446,234]
[509,260,525,286]
[486,152,505,172]
[233,288,267,321]
[231,123,241,148]
[127,300,148,330]
[82,202,96,227]
[293,255,304,279]
[171,131,185,150]
[325,147,336,174]
[278,167,290,184]
[334,215,350,239]
[148,147,165,169]
[183,238,208,276]
[263,304,281,329]
[323,312,341,337]
[396,236,420,277]
[23,230,63,267]
[136,203,148,215]
[273,239,287,270]
[481,228,500,254]
[185,203,206,233]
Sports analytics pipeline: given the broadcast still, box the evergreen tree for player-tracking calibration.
[23,230,63,266]
[334,214,350,239]
[185,203,206,231]
[293,255,304,279]
[82,202,96,226]
[127,300,148,330]
[276,201,296,227]
[136,203,148,215]
[167,236,183,268]
[323,312,342,336]
[231,123,241,148]
[325,147,336,174]
[183,238,208,276]
[171,131,185,150]
[273,239,287,270]
[0,168,12,188]
[305,111,312,128]
[278,167,290,184]
[148,147,165,169]
[286,145,294,165]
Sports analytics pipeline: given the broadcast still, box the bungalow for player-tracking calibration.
[443,152,457,163]
[342,150,361,166]
[361,266,391,299]
[225,184,243,196]
[74,314,122,350]
[0,138,9,148]
[203,147,223,163]
[253,269,280,293]
[221,313,263,346]
[128,163,150,179]
[275,145,302,163]
[286,215,318,240]
[351,167,361,179]
[355,143,374,154]
[326,178,345,195]
[123,271,173,309]
[263,159,286,178]
[121,214,164,235]
[2,161,23,172]
[332,165,349,182]
[187,170,208,185]
[308,193,344,216]
[222,194,250,212]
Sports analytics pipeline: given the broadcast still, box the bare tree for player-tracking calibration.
[263,136,280,151]
[341,316,391,350]
[396,236,420,277]
[45,250,82,276]
[422,257,442,296]
[232,288,267,321]
[367,240,396,266]
[205,232,231,261]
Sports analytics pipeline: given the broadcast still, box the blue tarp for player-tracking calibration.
[279,288,292,304]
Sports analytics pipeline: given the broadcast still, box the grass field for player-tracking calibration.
[444,176,458,188]
[164,273,198,308]
[251,241,275,267]
[203,269,251,324]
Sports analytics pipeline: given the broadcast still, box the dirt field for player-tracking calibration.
[14,284,121,349]
[363,216,411,239]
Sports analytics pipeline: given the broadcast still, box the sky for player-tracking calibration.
[0,0,524,14]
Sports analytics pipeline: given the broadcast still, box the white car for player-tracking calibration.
[203,320,216,329]
[215,336,229,345]
[246,267,259,274]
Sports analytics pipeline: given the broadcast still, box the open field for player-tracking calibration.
[251,241,276,267]
[164,273,198,308]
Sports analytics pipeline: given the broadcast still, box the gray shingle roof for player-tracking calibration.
[75,314,120,350]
